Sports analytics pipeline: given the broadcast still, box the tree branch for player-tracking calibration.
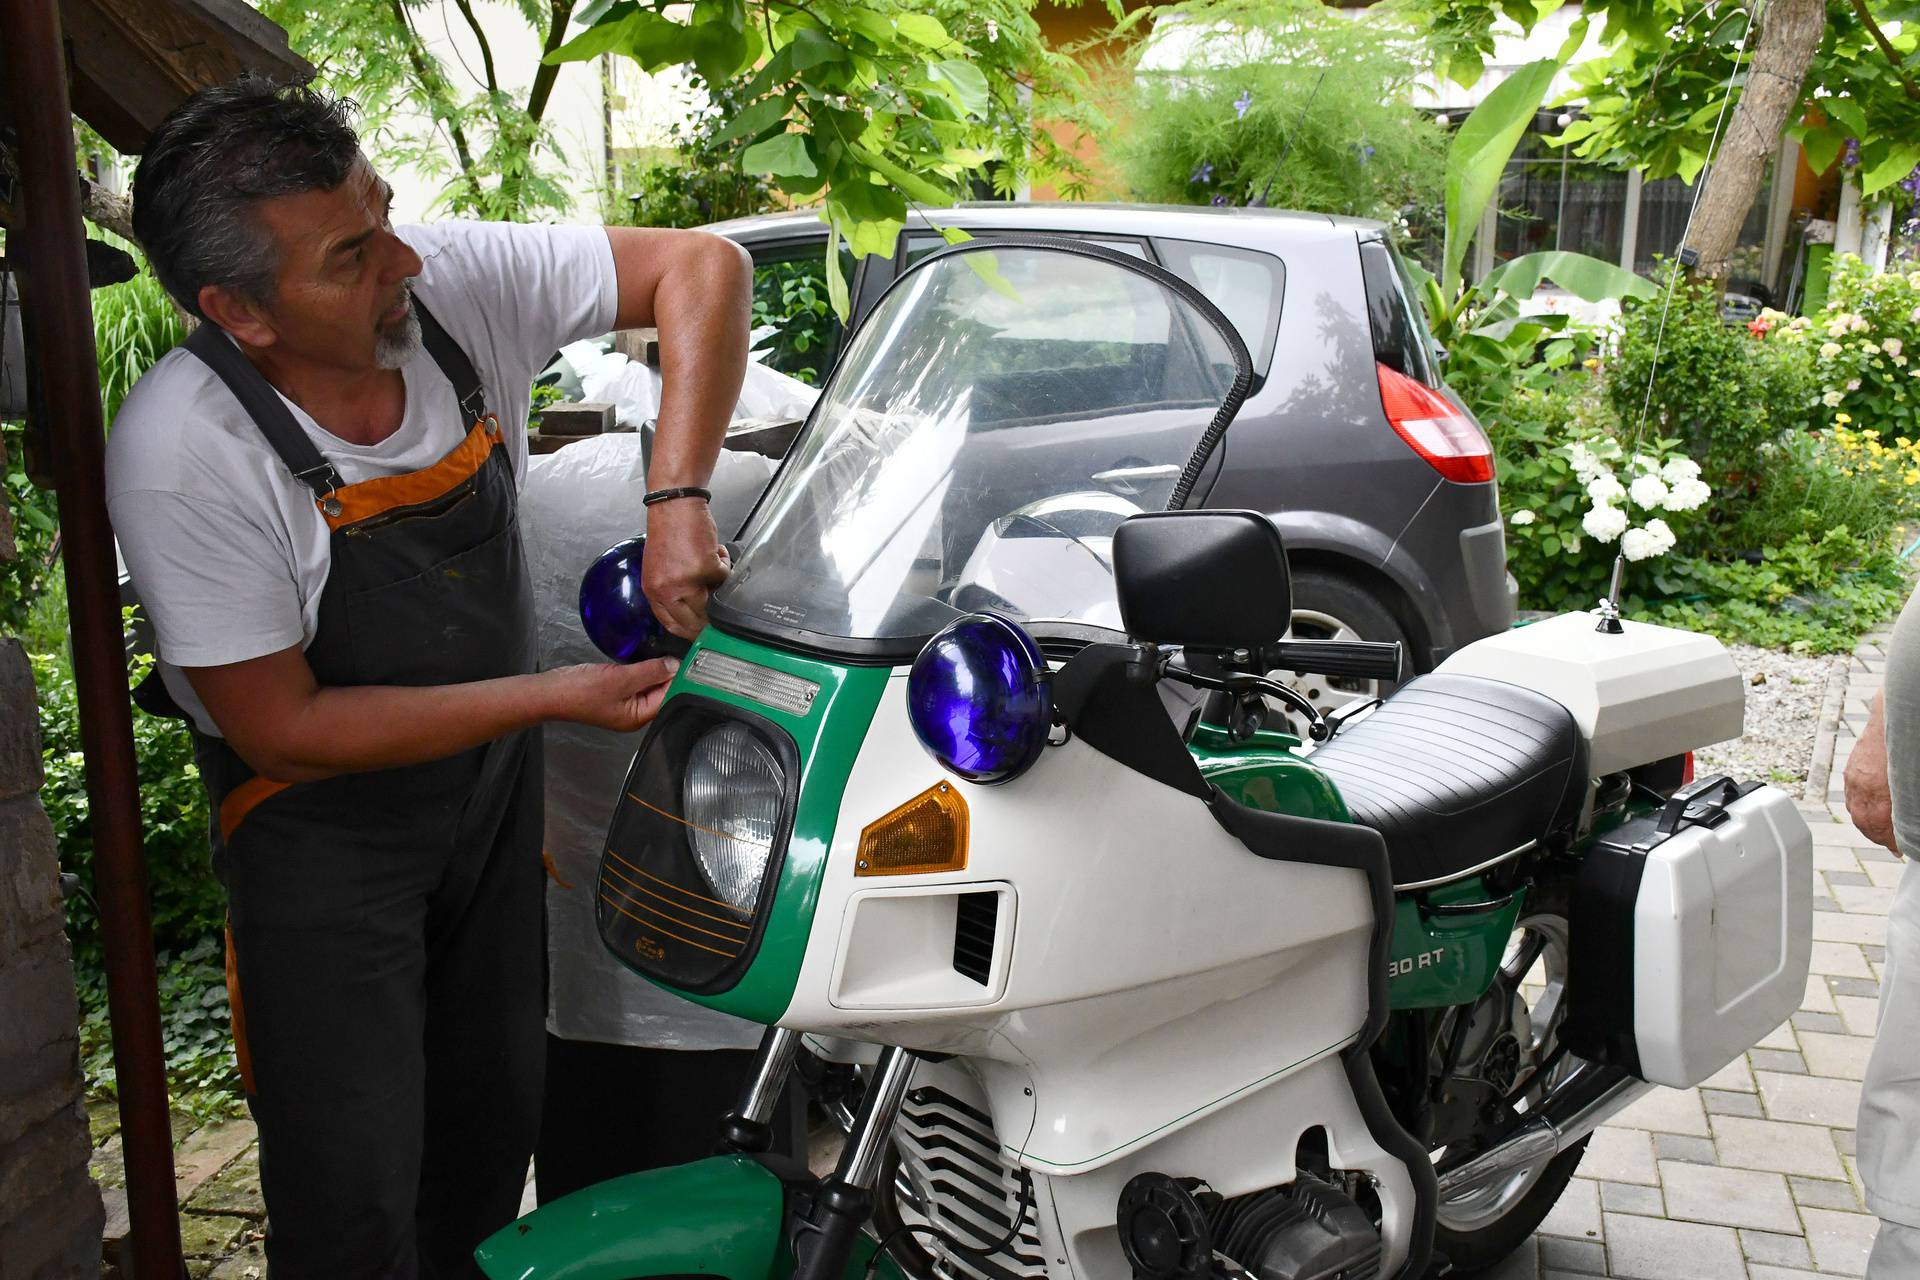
[525,0,578,126]
[388,0,478,179]
[451,0,503,97]
[1846,0,1920,101]
[80,177,134,242]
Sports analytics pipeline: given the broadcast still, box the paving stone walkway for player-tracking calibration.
[99,632,1901,1279]
[1490,627,1898,1280]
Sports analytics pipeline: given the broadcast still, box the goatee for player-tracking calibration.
[374,289,422,370]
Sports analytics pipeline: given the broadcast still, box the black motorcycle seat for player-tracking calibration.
[1306,673,1588,887]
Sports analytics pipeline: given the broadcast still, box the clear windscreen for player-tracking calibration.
[712,244,1243,650]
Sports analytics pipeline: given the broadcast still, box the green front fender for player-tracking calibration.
[474,1155,906,1280]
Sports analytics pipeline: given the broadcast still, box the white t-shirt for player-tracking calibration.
[106,220,619,735]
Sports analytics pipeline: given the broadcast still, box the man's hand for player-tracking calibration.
[643,498,731,639]
[544,657,680,732]
[1846,690,1901,856]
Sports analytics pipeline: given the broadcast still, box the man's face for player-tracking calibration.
[248,156,425,371]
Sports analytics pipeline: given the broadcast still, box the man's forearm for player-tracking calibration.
[259,672,561,781]
[647,236,750,491]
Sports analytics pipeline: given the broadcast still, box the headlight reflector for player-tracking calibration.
[683,721,783,910]
[907,613,1052,784]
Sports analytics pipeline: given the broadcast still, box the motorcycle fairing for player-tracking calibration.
[595,628,888,1025]
[473,1155,908,1280]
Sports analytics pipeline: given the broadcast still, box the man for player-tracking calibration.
[107,80,750,1277]
[1843,590,1920,1277]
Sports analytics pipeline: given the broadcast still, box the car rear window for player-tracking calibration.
[898,232,1282,381]
[1151,239,1285,381]
[1360,238,1437,387]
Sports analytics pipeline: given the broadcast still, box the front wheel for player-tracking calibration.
[1429,898,1588,1275]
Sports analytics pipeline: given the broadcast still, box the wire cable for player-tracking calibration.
[1630,0,1768,447]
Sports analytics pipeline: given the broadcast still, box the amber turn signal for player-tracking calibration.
[856,782,968,877]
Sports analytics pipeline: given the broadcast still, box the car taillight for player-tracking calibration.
[1376,363,1494,483]
[1682,751,1695,786]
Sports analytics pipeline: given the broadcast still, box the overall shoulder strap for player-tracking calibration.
[411,298,490,426]
[184,324,345,505]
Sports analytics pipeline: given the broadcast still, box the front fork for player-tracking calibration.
[730,1028,920,1280]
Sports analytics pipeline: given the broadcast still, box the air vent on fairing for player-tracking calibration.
[952,892,999,984]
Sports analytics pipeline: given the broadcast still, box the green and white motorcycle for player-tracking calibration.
[480,243,1813,1280]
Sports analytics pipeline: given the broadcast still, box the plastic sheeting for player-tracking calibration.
[522,435,778,1049]
[560,338,821,431]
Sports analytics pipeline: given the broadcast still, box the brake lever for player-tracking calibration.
[1162,659,1329,741]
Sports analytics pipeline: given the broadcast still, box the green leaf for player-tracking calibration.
[824,224,850,319]
[784,26,846,73]
[545,4,639,63]
[1862,141,1920,198]
[1821,95,1870,140]
[1443,56,1563,298]
[853,146,958,206]
[710,95,790,146]
[1482,250,1659,303]
[742,132,818,178]
[1801,127,1845,175]
[895,13,949,47]
[926,58,989,119]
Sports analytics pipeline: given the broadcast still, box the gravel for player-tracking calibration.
[1692,643,1844,797]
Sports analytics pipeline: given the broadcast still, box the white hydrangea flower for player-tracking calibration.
[1629,473,1670,510]
[1848,379,1862,391]
[1583,503,1628,543]
[1631,453,1660,474]
[1661,456,1702,484]
[1664,477,1711,511]
[1643,517,1676,554]
[1850,315,1871,333]
[1821,342,1844,359]
[1824,390,1846,407]
[1863,341,1883,356]
[1565,442,1605,483]
[1620,526,1656,561]
[1888,338,1905,358]
[1509,509,1537,526]
[1910,304,1920,324]
[1586,473,1627,505]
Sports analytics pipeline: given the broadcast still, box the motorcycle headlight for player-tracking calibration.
[597,699,797,994]
[907,613,1052,784]
[684,722,783,911]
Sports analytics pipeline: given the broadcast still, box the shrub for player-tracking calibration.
[39,642,239,1115]
[751,257,836,386]
[39,644,220,977]
[1807,256,1920,443]
[608,76,780,231]
[1605,267,1806,485]
[1490,377,1711,612]
[94,269,186,426]
[1108,0,1447,227]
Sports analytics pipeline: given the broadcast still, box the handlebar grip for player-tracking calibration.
[1266,639,1404,681]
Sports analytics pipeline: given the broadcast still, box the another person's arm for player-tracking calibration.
[604,227,752,639]
[185,647,677,783]
[1847,690,1900,855]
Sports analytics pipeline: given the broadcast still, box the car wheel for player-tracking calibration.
[1269,570,1411,730]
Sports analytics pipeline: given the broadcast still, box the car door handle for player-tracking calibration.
[1092,464,1181,484]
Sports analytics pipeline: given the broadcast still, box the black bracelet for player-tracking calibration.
[643,486,713,507]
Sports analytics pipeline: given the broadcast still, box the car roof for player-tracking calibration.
[704,202,1382,245]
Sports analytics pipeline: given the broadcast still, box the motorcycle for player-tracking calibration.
[480,241,1814,1280]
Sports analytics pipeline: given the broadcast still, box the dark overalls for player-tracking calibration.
[183,307,543,1278]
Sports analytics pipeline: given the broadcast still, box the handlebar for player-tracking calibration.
[1265,638,1403,683]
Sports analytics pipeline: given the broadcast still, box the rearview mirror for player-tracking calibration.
[1112,510,1292,650]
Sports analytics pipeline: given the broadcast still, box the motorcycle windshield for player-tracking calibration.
[710,243,1249,658]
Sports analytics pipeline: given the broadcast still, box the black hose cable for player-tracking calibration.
[863,1172,1036,1280]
